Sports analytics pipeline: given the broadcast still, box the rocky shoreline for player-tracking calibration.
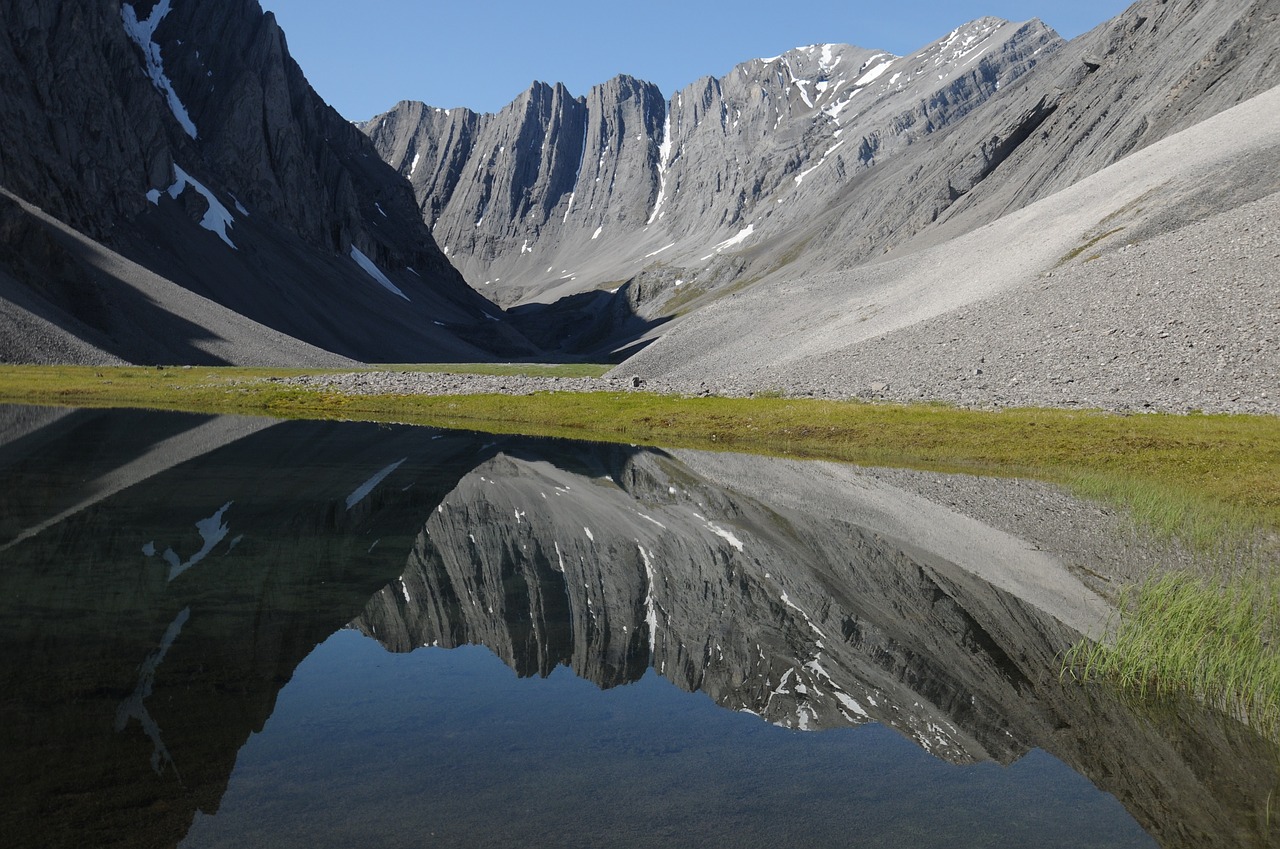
[280,357,1279,417]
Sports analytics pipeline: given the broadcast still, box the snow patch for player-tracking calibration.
[346,458,408,509]
[819,44,841,72]
[122,0,197,138]
[591,226,603,240]
[644,243,675,259]
[855,59,895,87]
[794,140,845,185]
[350,247,410,300]
[156,165,238,248]
[647,111,675,224]
[712,224,754,253]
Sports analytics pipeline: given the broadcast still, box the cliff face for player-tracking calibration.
[843,0,1280,255]
[0,0,535,364]
[363,18,1058,310]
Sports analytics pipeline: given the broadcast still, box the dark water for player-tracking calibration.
[0,406,1275,848]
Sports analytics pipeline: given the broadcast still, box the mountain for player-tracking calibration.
[363,18,1058,311]
[0,0,535,365]
[3,0,1276,387]
[365,0,1280,382]
[619,0,1280,411]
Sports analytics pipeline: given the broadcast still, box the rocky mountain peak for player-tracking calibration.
[363,17,1060,318]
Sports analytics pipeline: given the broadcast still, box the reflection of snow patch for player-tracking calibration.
[780,591,827,639]
[705,521,744,551]
[639,545,660,656]
[834,691,869,717]
[165,502,234,581]
[115,606,191,777]
[346,458,408,509]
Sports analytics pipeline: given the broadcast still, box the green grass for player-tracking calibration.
[1066,569,1280,739]
[3,362,1278,737]
[2,365,1279,542]
[1069,471,1259,555]
[1056,226,1125,267]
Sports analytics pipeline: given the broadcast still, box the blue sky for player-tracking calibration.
[259,1,1134,119]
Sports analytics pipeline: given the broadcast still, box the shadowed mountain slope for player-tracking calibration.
[0,0,535,364]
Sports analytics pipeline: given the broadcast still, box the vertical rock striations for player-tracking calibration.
[364,18,1059,309]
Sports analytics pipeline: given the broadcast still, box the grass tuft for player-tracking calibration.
[1066,569,1280,739]
[1068,471,1256,554]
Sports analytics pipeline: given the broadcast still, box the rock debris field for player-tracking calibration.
[284,191,1279,417]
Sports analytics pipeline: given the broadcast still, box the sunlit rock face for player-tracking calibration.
[363,19,1058,311]
[365,1,1280,368]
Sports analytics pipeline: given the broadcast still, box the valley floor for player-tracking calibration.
[293,184,1280,418]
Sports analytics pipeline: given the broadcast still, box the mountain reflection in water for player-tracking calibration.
[0,406,1275,848]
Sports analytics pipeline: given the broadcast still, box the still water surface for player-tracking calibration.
[0,406,1274,848]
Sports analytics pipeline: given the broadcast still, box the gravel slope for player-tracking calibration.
[612,84,1280,417]
[287,179,1279,417]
